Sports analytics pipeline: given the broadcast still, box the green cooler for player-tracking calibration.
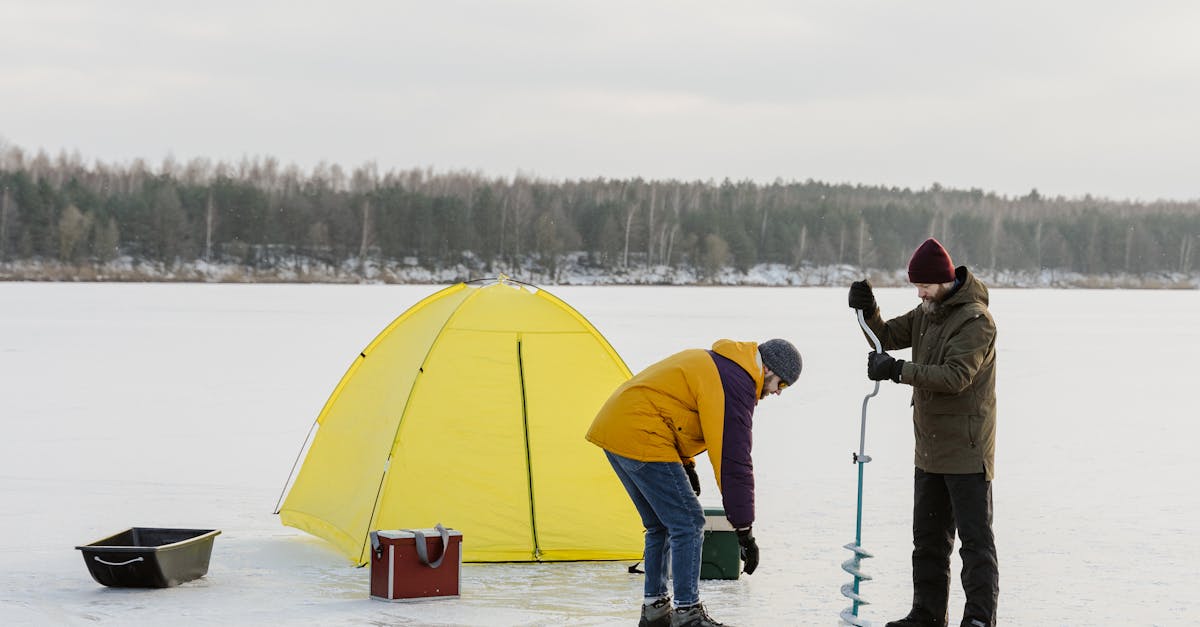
[700,507,740,580]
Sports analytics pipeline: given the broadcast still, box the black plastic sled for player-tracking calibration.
[76,527,220,588]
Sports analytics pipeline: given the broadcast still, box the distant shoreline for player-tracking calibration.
[2,258,1196,289]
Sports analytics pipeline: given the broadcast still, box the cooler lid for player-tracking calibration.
[375,528,463,539]
[702,507,734,531]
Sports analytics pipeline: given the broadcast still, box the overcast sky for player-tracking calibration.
[3,1,1198,201]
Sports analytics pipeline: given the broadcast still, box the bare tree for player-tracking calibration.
[204,192,216,261]
[1123,225,1134,273]
[0,188,10,259]
[702,233,731,280]
[182,157,214,186]
[511,178,532,265]
[659,185,682,267]
[94,217,120,262]
[350,164,379,273]
[621,182,636,269]
[358,198,372,274]
[1034,221,1045,269]
[837,224,846,264]
[792,224,808,268]
[58,204,92,262]
[757,187,768,258]
[856,217,878,269]
[646,184,657,266]
[989,212,1002,270]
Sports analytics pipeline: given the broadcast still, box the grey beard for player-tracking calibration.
[920,298,940,314]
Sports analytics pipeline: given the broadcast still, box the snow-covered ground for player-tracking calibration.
[0,283,1196,626]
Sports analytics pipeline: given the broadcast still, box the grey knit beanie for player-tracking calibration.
[758,339,802,385]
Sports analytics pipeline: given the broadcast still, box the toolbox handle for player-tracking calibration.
[402,523,451,568]
[93,556,144,567]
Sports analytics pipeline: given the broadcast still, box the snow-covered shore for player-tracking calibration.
[2,254,1197,289]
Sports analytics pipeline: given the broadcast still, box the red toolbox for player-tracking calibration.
[369,525,462,601]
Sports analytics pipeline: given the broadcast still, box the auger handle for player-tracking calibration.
[856,309,882,462]
[857,308,882,353]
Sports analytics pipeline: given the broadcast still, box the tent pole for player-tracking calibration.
[273,419,318,515]
[516,335,542,560]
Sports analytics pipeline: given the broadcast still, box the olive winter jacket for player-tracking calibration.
[864,267,998,480]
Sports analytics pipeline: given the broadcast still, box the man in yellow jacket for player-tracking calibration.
[587,338,802,627]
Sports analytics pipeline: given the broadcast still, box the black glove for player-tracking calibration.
[683,461,701,496]
[736,528,759,575]
[848,280,877,314]
[867,350,904,383]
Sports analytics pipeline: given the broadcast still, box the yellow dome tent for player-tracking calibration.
[278,278,644,565]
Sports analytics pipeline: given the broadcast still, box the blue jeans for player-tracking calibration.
[605,450,705,607]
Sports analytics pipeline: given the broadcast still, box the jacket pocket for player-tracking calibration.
[922,391,975,415]
[915,413,980,473]
[663,411,704,457]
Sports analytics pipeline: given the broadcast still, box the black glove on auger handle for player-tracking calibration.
[867,350,904,383]
[736,527,759,575]
[848,280,877,315]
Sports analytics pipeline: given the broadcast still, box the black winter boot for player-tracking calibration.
[885,608,945,627]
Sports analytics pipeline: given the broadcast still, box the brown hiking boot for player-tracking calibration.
[639,597,672,627]
[671,603,729,627]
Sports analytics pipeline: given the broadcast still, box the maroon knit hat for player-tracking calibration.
[907,238,955,284]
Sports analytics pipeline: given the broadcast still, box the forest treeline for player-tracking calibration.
[1,146,1197,282]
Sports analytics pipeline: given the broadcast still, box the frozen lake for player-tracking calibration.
[0,282,1196,626]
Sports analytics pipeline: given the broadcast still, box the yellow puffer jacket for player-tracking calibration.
[585,339,764,489]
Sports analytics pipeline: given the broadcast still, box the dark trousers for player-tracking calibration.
[910,467,999,627]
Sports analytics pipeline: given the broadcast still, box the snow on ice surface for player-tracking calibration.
[1,282,1197,626]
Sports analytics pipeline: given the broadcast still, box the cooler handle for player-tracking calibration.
[369,530,381,559]
[402,523,451,568]
[93,556,144,567]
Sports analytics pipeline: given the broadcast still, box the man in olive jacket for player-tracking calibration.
[848,238,998,627]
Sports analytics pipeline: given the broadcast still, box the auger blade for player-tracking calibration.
[840,583,869,604]
[843,542,874,558]
[841,558,873,580]
[839,607,874,626]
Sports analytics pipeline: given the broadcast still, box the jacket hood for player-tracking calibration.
[711,339,765,398]
[945,266,989,308]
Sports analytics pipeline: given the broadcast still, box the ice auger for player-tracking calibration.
[840,308,883,626]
